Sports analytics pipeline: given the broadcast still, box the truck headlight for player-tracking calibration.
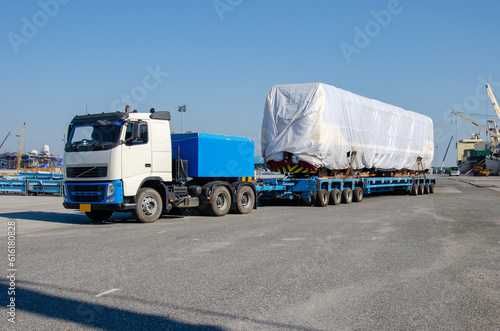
[107,182,115,197]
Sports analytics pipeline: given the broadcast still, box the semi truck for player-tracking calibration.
[62,83,436,222]
[62,108,436,223]
[62,110,256,222]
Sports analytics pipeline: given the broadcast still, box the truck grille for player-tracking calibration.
[68,184,105,202]
[66,166,107,178]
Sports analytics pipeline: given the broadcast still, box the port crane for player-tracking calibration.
[486,84,500,122]
[17,123,26,172]
[486,83,500,159]
[451,110,499,143]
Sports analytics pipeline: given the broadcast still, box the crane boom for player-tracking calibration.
[17,123,26,172]
[0,131,11,150]
[440,135,453,171]
[451,110,499,142]
[486,84,500,121]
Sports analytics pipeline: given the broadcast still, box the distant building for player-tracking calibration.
[0,144,62,171]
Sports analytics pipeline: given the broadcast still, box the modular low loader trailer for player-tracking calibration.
[255,174,436,207]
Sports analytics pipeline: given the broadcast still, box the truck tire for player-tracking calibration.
[235,185,255,214]
[353,187,363,202]
[410,184,418,196]
[207,186,231,216]
[329,188,341,205]
[316,189,329,207]
[85,210,113,222]
[424,183,430,194]
[132,187,163,223]
[429,182,435,194]
[418,183,424,195]
[342,187,352,204]
[310,191,318,206]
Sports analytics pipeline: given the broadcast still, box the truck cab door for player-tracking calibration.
[121,121,152,196]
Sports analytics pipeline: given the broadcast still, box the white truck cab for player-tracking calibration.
[63,110,177,222]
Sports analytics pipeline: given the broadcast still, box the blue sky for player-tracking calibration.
[1,0,500,167]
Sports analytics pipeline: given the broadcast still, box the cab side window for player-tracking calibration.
[125,122,148,145]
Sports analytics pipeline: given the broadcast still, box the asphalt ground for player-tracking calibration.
[0,175,499,330]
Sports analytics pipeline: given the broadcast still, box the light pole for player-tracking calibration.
[178,105,186,133]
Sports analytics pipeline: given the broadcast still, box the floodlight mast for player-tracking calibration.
[178,105,187,133]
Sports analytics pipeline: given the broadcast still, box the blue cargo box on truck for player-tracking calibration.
[172,133,254,178]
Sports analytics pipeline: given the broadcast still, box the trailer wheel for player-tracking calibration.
[424,183,430,194]
[85,210,113,222]
[316,189,329,207]
[342,187,352,204]
[235,185,255,214]
[207,186,231,216]
[410,184,418,196]
[310,191,318,206]
[353,187,363,202]
[418,183,424,195]
[329,188,341,205]
[429,182,435,194]
[132,188,163,223]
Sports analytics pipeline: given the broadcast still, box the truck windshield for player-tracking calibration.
[66,124,122,152]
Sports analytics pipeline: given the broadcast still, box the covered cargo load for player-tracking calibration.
[261,83,434,173]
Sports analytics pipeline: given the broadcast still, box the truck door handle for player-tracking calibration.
[145,163,151,168]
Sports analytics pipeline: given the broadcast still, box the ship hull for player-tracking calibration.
[486,156,500,176]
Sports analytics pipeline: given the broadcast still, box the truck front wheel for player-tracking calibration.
[132,188,163,223]
[85,210,113,222]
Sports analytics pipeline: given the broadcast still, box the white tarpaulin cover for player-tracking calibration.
[262,83,434,170]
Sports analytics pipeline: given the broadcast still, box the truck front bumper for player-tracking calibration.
[63,202,134,211]
[62,179,133,211]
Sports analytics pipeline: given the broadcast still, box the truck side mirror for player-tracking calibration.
[132,122,141,139]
